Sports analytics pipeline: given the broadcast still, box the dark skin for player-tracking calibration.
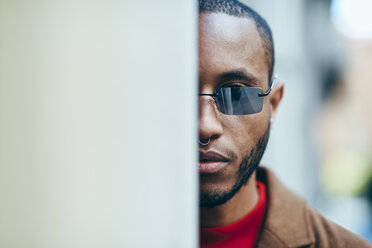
[199,13,284,228]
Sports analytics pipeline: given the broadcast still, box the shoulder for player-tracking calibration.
[256,166,372,248]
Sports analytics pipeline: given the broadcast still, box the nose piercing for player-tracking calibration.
[199,138,210,146]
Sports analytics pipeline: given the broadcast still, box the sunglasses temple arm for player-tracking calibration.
[258,74,277,97]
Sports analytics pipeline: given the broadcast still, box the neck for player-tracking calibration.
[200,172,259,228]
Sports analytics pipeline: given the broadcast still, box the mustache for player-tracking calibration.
[199,145,238,162]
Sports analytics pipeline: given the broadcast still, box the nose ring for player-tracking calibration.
[199,138,210,146]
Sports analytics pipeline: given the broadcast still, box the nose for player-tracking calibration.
[198,96,223,142]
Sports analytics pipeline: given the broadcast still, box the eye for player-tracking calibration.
[221,82,247,88]
[214,83,247,96]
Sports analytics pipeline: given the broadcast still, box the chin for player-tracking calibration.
[199,180,238,208]
[200,174,236,191]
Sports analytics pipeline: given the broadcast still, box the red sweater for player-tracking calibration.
[200,182,267,248]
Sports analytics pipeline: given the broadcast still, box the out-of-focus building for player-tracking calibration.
[318,37,372,240]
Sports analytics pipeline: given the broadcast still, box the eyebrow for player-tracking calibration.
[216,70,261,87]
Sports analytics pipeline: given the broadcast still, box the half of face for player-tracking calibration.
[198,12,281,207]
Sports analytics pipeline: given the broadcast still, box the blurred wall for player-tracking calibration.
[0,1,198,247]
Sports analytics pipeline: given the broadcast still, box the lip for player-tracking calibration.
[199,150,229,174]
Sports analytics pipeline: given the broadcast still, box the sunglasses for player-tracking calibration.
[199,75,277,115]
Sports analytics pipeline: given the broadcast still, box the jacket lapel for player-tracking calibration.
[255,167,316,248]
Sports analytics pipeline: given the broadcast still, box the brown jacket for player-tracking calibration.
[255,167,372,248]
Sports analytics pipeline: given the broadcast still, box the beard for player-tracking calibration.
[199,123,270,208]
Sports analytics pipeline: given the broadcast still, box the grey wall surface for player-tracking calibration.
[0,1,198,247]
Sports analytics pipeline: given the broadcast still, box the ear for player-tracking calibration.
[269,81,284,127]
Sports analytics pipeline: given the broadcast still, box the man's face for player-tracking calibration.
[199,13,272,208]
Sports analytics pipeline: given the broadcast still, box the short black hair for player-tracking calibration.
[199,0,275,84]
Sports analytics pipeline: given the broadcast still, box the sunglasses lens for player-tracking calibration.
[215,87,263,115]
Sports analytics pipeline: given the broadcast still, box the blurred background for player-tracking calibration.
[248,0,372,241]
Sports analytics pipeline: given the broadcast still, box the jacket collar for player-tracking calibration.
[256,167,316,248]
